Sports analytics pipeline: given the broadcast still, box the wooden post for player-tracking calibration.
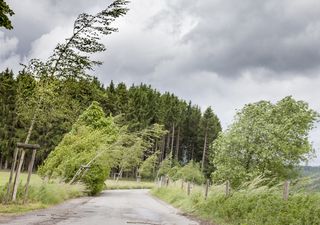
[283,180,290,201]
[23,149,37,203]
[205,179,210,200]
[181,180,184,190]
[187,182,191,196]
[12,149,26,201]
[4,148,19,203]
[225,180,230,197]
[166,176,169,187]
[11,143,40,202]
[160,176,163,187]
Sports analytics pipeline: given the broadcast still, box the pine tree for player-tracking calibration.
[199,107,221,176]
[0,69,17,168]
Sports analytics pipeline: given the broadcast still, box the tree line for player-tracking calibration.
[0,68,222,177]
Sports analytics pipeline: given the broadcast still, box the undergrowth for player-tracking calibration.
[151,180,320,225]
[0,177,85,213]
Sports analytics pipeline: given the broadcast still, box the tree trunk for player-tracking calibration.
[175,127,180,161]
[166,132,170,157]
[201,128,208,172]
[160,136,166,162]
[191,144,194,161]
[4,158,8,169]
[0,155,3,169]
[116,168,123,182]
[5,148,19,203]
[171,123,175,154]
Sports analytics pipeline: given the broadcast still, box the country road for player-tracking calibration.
[0,190,200,225]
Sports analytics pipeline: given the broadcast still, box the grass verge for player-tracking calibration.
[151,182,320,225]
[0,171,86,214]
[105,179,155,190]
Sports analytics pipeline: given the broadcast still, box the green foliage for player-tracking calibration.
[175,161,205,184]
[25,0,129,79]
[39,102,166,195]
[157,155,172,177]
[0,69,17,163]
[152,183,320,225]
[198,106,221,176]
[82,163,110,195]
[0,0,14,29]
[39,102,118,194]
[139,152,159,179]
[211,96,318,187]
[0,173,84,209]
[105,179,155,190]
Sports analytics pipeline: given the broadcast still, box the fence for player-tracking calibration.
[156,176,291,201]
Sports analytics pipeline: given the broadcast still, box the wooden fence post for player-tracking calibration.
[4,148,19,203]
[12,149,26,201]
[181,180,184,190]
[187,182,191,196]
[11,143,40,202]
[24,149,37,203]
[283,180,290,201]
[225,180,230,197]
[166,176,169,187]
[204,179,210,200]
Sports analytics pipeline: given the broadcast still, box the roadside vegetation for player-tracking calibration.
[152,178,320,225]
[105,179,155,190]
[0,171,85,213]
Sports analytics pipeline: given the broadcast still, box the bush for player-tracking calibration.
[139,152,158,179]
[82,163,110,195]
[175,161,204,184]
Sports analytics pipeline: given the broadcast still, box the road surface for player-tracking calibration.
[0,189,199,225]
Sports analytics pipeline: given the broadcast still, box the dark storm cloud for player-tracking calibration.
[3,0,110,55]
[145,0,320,76]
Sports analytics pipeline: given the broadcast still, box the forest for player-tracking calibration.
[0,68,221,178]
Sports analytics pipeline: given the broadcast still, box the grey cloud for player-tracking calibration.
[4,0,111,56]
[146,0,320,76]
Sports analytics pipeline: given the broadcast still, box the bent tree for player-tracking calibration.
[211,96,319,187]
[10,0,129,201]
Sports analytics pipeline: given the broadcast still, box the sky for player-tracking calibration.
[1,0,320,165]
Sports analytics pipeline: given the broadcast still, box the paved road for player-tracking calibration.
[0,190,199,225]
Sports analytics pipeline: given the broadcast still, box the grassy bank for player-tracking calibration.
[151,182,320,225]
[0,171,85,213]
[105,179,155,190]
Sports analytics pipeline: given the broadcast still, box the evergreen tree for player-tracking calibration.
[0,69,17,168]
[198,107,221,176]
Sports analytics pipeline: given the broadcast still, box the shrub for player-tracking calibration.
[82,163,110,195]
[176,161,204,184]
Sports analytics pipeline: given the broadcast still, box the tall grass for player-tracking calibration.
[105,179,155,190]
[151,179,320,225]
[0,171,86,213]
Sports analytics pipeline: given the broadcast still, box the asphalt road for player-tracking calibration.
[0,189,199,225]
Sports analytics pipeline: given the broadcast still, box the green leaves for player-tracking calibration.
[24,0,129,79]
[0,0,14,30]
[211,96,319,187]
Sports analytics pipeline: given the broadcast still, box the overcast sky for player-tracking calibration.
[1,0,320,165]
